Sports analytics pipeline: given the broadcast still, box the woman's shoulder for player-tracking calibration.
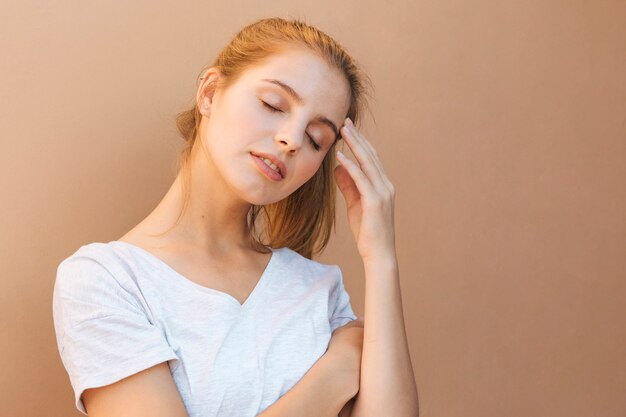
[55,240,139,294]
[57,240,125,270]
[274,246,342,281]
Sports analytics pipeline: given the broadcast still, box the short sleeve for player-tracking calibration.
[329,266,357,333]
[52,255,179,415]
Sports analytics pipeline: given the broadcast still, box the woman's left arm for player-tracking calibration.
[334,118,419,417]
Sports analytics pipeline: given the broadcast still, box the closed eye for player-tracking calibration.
[261,100,282,114]
[260,100,321,151]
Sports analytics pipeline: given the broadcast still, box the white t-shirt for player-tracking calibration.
[52,241,357,416]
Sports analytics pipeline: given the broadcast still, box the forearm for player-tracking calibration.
[350,257,419,417]
[258,352,355,417]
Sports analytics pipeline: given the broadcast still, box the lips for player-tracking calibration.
[250,152,287,178]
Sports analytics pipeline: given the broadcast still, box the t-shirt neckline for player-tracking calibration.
[108,240,279,309]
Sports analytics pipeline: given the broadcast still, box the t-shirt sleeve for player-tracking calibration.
[329,265,358,333]
[52,255,179,415]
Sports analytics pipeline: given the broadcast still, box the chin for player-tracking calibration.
[230,180,290,206]
[250,189,292,206]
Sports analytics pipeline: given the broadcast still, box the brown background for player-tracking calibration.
[1,1,625,416]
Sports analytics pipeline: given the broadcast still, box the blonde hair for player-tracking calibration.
[168,17,373,259]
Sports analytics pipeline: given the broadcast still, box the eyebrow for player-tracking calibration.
[261,78,341,141]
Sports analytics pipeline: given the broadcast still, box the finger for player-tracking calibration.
[345,119,392,189]
[341,120,393,194]
[340,122,380,183]
[334,165,361,206]
[345,119,380,167]
[335,150,376,200]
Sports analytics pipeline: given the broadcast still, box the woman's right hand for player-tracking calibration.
[325,318,365,396]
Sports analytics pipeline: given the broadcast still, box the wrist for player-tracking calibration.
[363,253,399,273]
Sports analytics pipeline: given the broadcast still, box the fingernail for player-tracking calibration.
[337,150,346,159]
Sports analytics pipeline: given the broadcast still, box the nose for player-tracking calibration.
[274,121,306,154]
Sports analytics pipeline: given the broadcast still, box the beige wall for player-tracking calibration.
[1,1,625,416]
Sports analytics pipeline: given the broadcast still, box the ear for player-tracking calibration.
[196,68,221,117]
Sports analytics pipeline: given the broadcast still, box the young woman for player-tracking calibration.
[52,17,418,417]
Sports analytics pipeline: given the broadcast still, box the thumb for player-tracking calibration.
[334,165,361,204]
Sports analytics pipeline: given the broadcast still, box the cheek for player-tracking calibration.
[234,95,273,128]
[295,156,326,183]
[208,103,263,152]
[217,94,266,135]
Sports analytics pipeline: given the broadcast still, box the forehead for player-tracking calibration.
[240,48,351,116]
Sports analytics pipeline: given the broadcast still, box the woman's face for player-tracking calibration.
[196,47,351,205]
